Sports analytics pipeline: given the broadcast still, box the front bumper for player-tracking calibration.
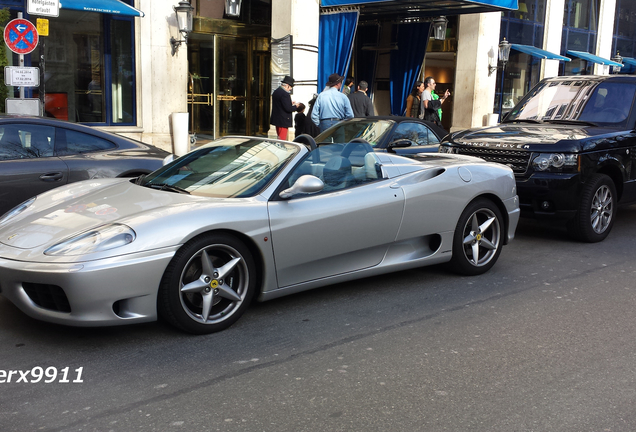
[0,247,178,327]
[503,195,520,244]
[515,172,582,220]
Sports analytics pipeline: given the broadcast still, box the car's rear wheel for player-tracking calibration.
[567,174,616,243]
[450,198,503,276]
[158,233,256,334]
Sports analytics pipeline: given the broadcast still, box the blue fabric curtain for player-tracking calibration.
[390,22,430,115]
[318,10,360,91]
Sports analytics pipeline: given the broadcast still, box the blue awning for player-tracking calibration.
[511,44,570,61]
[620,57,636,66]
[60,0,145,17]
[566,50,623,67]
[321,0,517,12]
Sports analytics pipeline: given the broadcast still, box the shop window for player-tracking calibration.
[563,0,600,31]
[29,10,136,126]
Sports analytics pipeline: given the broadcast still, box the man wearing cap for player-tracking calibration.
[311,73,355,133]
[270,75,299,140]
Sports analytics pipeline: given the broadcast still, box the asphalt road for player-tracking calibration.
[2,206,636,432]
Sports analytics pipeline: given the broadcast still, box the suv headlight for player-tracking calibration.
[45,223,136,256]
[0,197,36,226]
[532,153,579,172]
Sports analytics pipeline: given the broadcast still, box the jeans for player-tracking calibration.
[319,119,340,133]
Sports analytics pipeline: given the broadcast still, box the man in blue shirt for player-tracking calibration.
[311,73,354,133]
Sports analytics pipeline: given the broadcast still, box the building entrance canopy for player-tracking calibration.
[566,50,623,67]
[320,0,518,18]
[511,44,570,61]
[61,0,145,17]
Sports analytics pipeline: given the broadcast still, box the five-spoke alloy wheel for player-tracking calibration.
[450,198,503,275]
[158,234,256,334]
[568,174,617,243]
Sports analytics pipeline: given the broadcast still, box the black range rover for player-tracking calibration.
[440,75,636,242]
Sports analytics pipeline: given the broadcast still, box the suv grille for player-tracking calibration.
[23,283,71,313]
[455,147,530,174]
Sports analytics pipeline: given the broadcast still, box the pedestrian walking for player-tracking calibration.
[405,81,424,118]
[420,76,450,127]
[348,80,375,117]
[270,75,299,140]
[311,73,354,133]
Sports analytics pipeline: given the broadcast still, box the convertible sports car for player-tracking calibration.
[0,136,519,334]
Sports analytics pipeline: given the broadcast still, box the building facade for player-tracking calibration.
[1,0,635,152]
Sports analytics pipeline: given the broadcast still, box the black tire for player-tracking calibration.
[449,198,504,276]
[158,233,256,334]
[567,174,616,243]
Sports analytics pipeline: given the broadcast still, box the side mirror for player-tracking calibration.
[279,175,324,199]
[387,139,412,153]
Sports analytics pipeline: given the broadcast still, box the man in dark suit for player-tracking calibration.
[347,81,375,117]
[270,75,299,140]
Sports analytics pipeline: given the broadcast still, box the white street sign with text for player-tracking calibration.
[4,66,40,87]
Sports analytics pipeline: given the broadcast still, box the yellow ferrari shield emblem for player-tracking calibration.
[210,280,219,289]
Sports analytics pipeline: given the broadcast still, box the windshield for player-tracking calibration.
[506,80,636,127]
[315,120,394,146]
[141,137,299,198]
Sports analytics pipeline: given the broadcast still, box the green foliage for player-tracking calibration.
[0,8,11,113]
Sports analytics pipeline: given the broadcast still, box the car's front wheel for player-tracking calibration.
[450,198,503,276]
[567,173,616,243]
[158,233,256,334]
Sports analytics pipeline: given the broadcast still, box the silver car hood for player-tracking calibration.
[0,179,250,251]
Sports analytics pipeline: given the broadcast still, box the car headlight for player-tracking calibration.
[532,153,579,172]
[0,197,36,226]
[44,223,136,256]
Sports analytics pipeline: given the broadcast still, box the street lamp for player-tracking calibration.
[432,16,448,41]
[612,52,623,74]
[225,0,242,17]
[497,38,511,117]
[170,0,194,56]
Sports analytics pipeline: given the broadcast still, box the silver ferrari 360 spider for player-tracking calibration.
[0,136,519,334]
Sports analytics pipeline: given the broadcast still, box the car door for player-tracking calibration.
[267,148,404,288]
[0,123,68,215]
[54,128,119,182]
[388,121,440,155]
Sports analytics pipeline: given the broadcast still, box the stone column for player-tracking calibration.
[541,0,565,79]
[136,0,189,151]
[594,0,618,75]
[453,12,501,130]
[272,0,320,136]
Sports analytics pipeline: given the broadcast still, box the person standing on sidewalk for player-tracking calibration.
[311,73,354,133]
[348,80,375,117]
[270,75,299,140]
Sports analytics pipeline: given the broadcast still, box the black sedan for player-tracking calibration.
[0,116,172,216]
[314,116,447,155]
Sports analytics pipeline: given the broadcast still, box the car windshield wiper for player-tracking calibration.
[543,119,598,127]
[501,118,543,124]
[146,183,191,194]
[134,174,146,185]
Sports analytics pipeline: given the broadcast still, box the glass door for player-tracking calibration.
[216,36,248,137]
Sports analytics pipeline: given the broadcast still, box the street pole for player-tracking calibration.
[498,62,506,118]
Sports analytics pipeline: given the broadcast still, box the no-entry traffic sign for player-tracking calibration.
[4,18,39,55]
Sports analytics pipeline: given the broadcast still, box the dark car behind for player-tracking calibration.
[0,116,171,215]
[440,75,636,242]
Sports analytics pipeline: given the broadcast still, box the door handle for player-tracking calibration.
[39,172,64,182]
